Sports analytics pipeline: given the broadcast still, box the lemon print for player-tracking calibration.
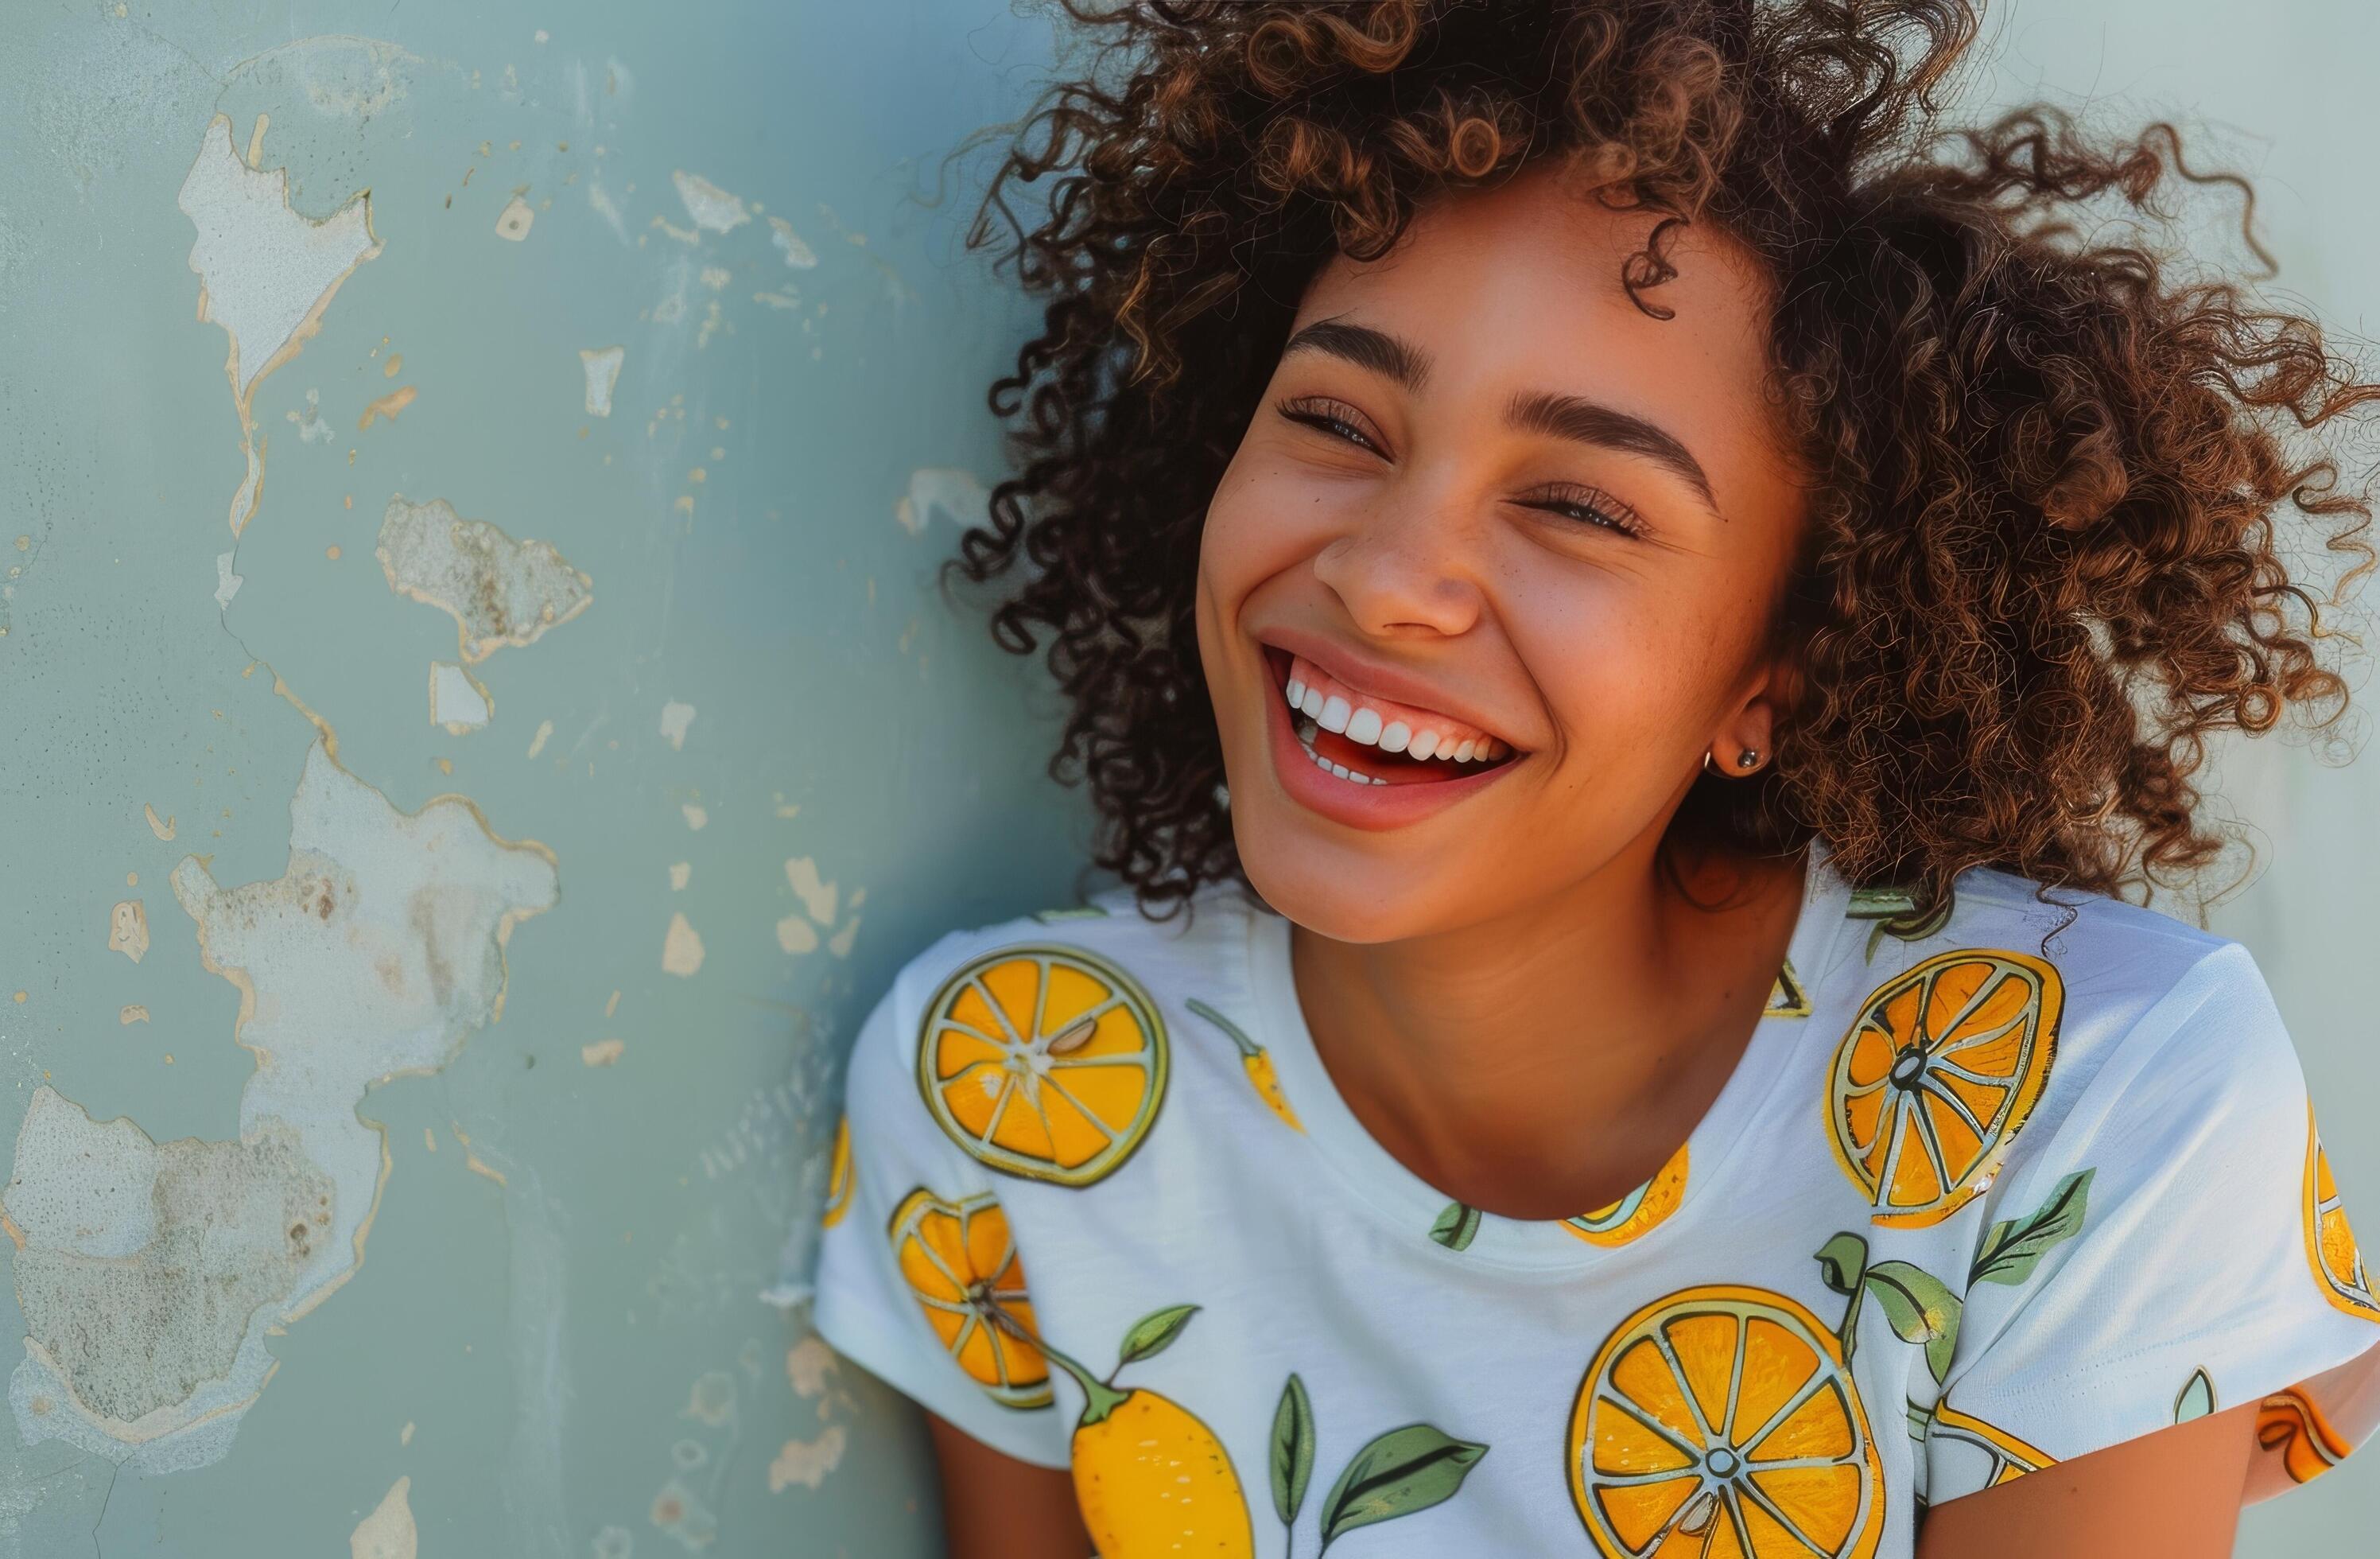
[1570,1285,1883,1559]
[2257,1388,2350,1484]
[1926,1403,2052,1491]
[1184,996,1303,1133]
[1827,949,2062,1227]
[2302,1102,2379,1320]
[1765,959,1811,1019]
[978,1303,1253,1557]
[887,1187,1050,1409]
[821,1113,854,1229]
[1563,1144,1690,1247]
[917,944,1168,1188]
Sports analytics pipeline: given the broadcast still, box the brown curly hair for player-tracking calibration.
[938,0,2378,927]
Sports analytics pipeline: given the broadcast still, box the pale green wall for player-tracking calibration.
[0,2,2370,1553]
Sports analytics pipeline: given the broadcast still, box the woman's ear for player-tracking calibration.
[1713,647,1802,774]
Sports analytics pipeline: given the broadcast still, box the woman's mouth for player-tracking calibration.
[1260,643,1524,788]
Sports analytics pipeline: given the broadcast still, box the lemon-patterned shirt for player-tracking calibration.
[809,837,2380,1556]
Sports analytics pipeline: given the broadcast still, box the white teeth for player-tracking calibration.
[1377,719,1411,753]
[1407,730,1439,760]
[1294,719,1384,783]
[1299,685,1326,721]
[1345,706,1383,745]
[1285,677,1306,706]
[1452,738,1477,763]
[1318,694,1353,734]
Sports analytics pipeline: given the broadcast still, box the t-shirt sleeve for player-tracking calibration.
[1925,939,2380,1510]
[808,938,1074,1470]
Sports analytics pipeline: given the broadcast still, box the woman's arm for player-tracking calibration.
[925,1411,1095,1559]
[1914,1400,2258,1558]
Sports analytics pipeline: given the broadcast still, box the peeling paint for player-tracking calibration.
[214,551,243,610]
[671,171,748,234]
[145,804,177,841]
[767,1425,847,1491]
[662,912,704,978]
[766,216,816,269]
[429,662,492,734]
[120,1006,150,1025]
[580,345,625,416]
[495,193,535,241]
[669,862,691,892]
[285,387,334,443]
[893,466,991,537]
[782,859,835,926]
[526,718,554,759]
[649,1476,716,1549]
[378,496,595,662]
[178,113,382,535]
[349,1474,417,1559]
[107,900,149,962]
[785,1337,835,1398]
[2,738,557,1470]
[357,384,417,430]
[581,1039,624,1067]
[658,702,696,751]
[680,803,707,831]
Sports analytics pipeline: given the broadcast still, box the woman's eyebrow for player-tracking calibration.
[1279,317,1721,519]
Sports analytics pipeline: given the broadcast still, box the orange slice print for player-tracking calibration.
[2301,1102,2379,1321]
[888,1186,1050,1409]
[1925,1403,2053,1495]
[916,944,1168,1188]
[1569,1285,1883,1559]
[2257,1387,2350,1484]
[1826,950,2061,1227]
[1563,1144,1690,1248]
[821,1113,855,1229]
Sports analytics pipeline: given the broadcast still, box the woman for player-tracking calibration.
[810,2,2380,1553]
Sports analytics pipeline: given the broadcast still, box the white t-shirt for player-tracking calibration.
[810,838,2380,1556]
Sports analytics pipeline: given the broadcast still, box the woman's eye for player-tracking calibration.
[1527,491,1644,538]
[1275,398,1383,456]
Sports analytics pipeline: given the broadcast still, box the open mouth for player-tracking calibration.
[1260,643,1525,787]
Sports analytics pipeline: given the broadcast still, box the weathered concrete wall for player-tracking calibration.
[0,2,1083,1552]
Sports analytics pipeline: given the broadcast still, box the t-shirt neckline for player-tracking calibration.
[1238,838,1855,1273]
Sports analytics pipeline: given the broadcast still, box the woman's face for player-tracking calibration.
[1195,162,1810,941]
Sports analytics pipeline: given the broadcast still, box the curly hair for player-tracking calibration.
[938,0,2378,927]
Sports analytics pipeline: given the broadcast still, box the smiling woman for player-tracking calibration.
[802,4,2380,1557]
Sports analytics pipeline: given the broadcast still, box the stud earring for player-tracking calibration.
[1736,748,1759,768]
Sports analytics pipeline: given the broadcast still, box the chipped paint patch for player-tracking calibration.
[120,1005,150,1025]
[767,1425,846,1491]
[893,466,990,537]
[378,496,594,662]
[581,1039,624,1067]
[495,194,535,241]
[3,738,557,1470]
[661,913,704,978]
[349,1474,417,1559]
[671,171,748,234]
[526,718,554,759]
[649,1476,716,1549]
[679,803,706,831]
[429,662,492,733]
[286,387,334,443]
[580,345,625,417]
[767,216,816,269]
[108,900,149,962]
[782,859,834,926]
[658,702,695,751]
[145,803,177,841]
[357,384,416,430]
[178,112,382,535]
[786,1336,836,1398]
[752,290,798,311]
[215,551,244,610]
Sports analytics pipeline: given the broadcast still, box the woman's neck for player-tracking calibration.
[1287,838,1809,1221]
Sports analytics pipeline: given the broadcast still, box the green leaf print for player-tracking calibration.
[1968,1168,2095,1287]
[1862,1262,1964,1385]
[2174,1367,2218,1423]
[1428,1201,1481,1252]
[1272,1373,1315,1529]
[1846,884,1955,962]
[1317,1425,1489,1549]
[1815,1231,1870,1296]
[1115,1304,1200,1366]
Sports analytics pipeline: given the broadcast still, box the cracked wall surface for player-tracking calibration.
[0,4,1091,1553]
